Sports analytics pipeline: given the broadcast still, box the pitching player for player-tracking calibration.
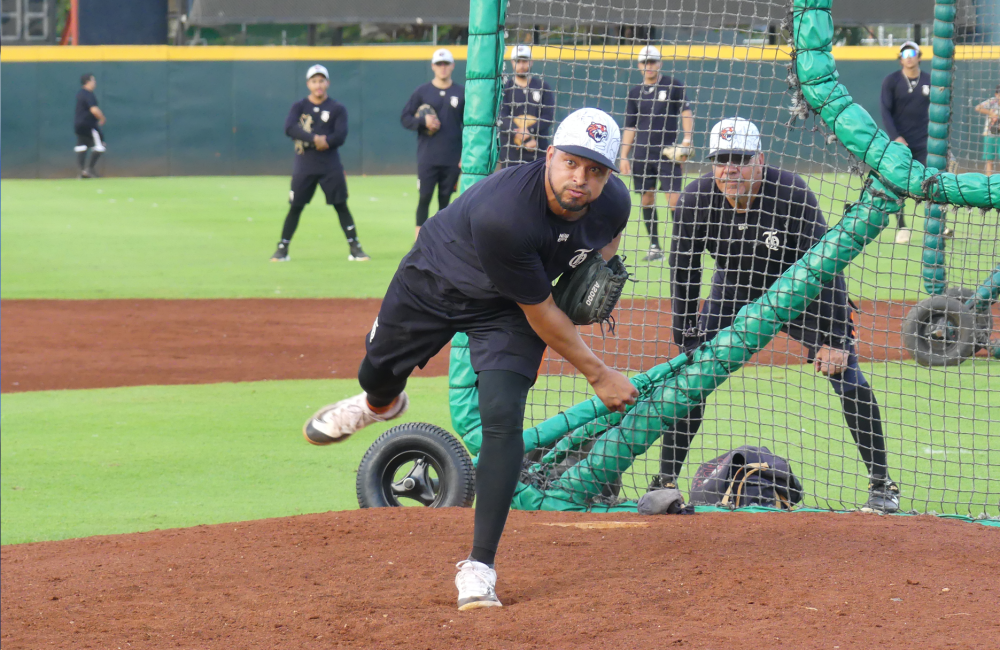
[401,48,465,238]
[619,45,694,261]
[880,41,932,244]
[303,108,638,610]
[271,64,369,262]
[74,74,106,179]
[658,117,900,513]
[498,45,555,167]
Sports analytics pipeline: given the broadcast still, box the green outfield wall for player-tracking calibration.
[2,45,993,179]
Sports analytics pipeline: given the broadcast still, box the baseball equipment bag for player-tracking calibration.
[551,254,629,329]
[661,144,694,162]
[689,445,803,510]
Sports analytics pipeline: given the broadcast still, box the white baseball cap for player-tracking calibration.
[432,48,455,64]
[637,45,661,63]
[306,64,329,80]
[511,44,532,60]
[899,40,921,57]
[708,117,762,159]
[553,107,622,172]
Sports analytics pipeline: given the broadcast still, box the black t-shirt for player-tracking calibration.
[670,166,851,349]
[624,75,691,161]
[407,158,631,305]
[284,96,348,175]
[401,81,465,167]
[880,69,931,152]
[75,89,99,130]
[499,76,556,150]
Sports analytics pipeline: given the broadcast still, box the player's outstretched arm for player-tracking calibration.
[519,297,638,412]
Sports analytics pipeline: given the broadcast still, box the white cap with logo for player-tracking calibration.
[898,40,921,56]
[511,44,532,60]
[432,48,455,64]
[306,64,330,80]
[637,45,661,63]
[552,107,622,172]
[708,117,762,159]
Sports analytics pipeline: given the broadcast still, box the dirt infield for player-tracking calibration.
[4,297,978,393]
[2,508,997,649]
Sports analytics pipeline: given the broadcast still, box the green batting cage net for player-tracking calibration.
[455,0,1000,518]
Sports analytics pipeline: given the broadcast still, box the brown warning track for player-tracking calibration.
[2,508,997,649]
[5,297,994,393]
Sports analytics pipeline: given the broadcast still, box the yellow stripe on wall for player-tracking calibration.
[1,44,996,63]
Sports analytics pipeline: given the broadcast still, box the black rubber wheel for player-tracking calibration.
[944,286,994,351]
[902,295,976,367]
[356,422,475,508]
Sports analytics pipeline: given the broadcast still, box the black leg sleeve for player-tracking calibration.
[840,384,890,480]
[77,151,88,171]
[642,207,660,249]
[416,192,434,227]
[87,151,102,171]
[333,201,358,243]
[357,355,410,408]
[280,205,305,243]
[469,370,533,567]
[658,403,705,479]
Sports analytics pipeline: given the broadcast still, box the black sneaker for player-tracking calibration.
[86,168,102,178]
[643,246,664,262]
[348,241,370,262]
[647,474,678,492]
[270,242,290,262]
[863,478,900,513]
[78,169,93,179]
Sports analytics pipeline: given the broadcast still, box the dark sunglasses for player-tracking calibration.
[712,153,756,166]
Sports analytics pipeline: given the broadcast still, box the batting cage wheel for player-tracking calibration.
[943,286,994,352]
[356,423,475,508]
[902,295,977,368]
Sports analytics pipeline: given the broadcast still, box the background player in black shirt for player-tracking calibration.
[619,45,694,261]
[301,108,638,610]
[662,118,900,513]
[271,65,369,263]
[401,48,465,238]
[498,45,555,168]
[880,40,933,244]
[74,74,107,179]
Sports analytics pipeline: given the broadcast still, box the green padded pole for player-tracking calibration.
[792,0,1000,211]
[923,0,957,295]
[448,0,506,447]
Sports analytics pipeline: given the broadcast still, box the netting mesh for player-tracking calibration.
[490,0,999,517]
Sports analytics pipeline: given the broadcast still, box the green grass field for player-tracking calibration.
[0,174,970,302]
[2,174,998,545]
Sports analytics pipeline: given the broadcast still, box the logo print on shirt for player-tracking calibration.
[321,110,330,122]
[586,123,608,143]
[568,248,593,268]
[557,233,569,243]
[450,95,459,108]
[719,126,736,141]
[532,90,542,103]
[369,317,379,343]
[313,106,319,112]
[657,90,667,101]
[922,85,930,96]
[762,230,781,251]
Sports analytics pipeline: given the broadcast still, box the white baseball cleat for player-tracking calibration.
[894,228,912,244]
[303,391,409,445]
[455,560,502,611]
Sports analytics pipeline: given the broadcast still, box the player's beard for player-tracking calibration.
[548,166,590,211]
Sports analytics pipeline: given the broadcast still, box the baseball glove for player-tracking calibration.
[511,115,539,147]
[551,254,629,329]
[661,144,694,162]
[415,103,437,120]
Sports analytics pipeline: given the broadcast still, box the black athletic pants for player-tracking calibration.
[359,356,530,567]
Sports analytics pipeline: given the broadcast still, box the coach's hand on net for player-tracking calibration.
[591,367,638,413]
[813,346,850,376]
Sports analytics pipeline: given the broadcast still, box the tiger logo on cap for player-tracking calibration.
[586,122,609,143]
[719,126,736,141]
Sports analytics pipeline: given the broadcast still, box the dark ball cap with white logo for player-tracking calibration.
[552,107,622,172]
